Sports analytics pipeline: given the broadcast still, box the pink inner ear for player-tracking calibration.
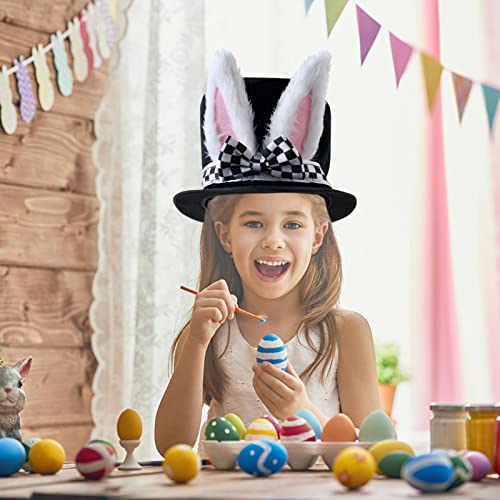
[19,358,32,379]
[289,90,312,154]
[214,87,237,146]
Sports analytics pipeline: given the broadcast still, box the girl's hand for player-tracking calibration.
[189,279,238,347]
[252,360,311,421]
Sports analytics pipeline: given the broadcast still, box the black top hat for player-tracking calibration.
[173,50,356,222]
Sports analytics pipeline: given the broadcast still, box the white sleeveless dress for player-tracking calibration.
[198,317,340,457]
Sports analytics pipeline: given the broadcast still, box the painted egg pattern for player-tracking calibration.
[224,413,246,440]
[76,443,115,480]
[296,408,322,440]
[237,440,287,477]
[359,410,396,442]
[281,416,316,442]
[261,414,281,438]
[459,450,490,481]
[402,451,455,493]
[245,418,278,440]
[442,450,472,489]
[256,334,287,370]
[205,417,240,441]
[321,414,357,442]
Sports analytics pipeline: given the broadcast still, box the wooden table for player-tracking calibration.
[0,464,498,499]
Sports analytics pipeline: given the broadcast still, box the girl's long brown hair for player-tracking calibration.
[170,194,343,404]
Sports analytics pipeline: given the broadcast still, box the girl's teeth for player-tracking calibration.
[256,260,287,266]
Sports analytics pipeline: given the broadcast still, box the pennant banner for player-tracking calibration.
[451,73,473,123]
[356,5,381,66]
[324,0,348,37]
[305,0,315,14]
[389,33,414,88]
[482,84,500,134]
[421,53,443,112]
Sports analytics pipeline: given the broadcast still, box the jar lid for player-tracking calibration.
[430,403,465,411]
[465,403,498,412]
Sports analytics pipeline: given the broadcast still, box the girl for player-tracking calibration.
[155,50,380,456]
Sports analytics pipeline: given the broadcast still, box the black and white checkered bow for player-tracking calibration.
[202,136,327,187]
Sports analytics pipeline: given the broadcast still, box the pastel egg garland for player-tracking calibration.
[256,334,288,370]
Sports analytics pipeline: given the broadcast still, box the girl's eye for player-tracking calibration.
[17,380,22,388]
[285,222,302,229]
[245,221,262,228]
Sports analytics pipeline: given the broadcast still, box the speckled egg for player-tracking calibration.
[256,334,288,370]
[402,451,455,493]
[22,437,41,472]
[245,418,278,441]
[378,451,413,478]
[359,410,396,442]
[281,416,316,442]
[0,438,26,477]
[237,440,287,477]
[333,446,376,489]
[296,409,322,440]
[117,408,142,441]
[29,439,66,475]
[321,414,357,442]
[163,444,200,483]
[224,413,246,440]
[76,443,115,480]
[459,450,490,481]
[205,417,240,441]
[368,439,415,472]
[261,414,281,438]
[442,449,472,489]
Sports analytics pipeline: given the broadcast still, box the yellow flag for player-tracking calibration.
[420,52,443,111]
[325,0,348,37]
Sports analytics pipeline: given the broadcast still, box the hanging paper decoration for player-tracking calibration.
[0,66,17,134]
[51,31,74,97]
[356,6,381,65]
[421,53,443,112]
[481,84,500,134]
[32,44,55,111]
[389,33,413,88]
[68,18,89,82]
[79,11,94,73]
[305,0,315,14]
[85,4,102,68]
[14,56,36,123]
[451,73,473,123]
[97,0,115,50]
[92,2,111,60]
[324,0,348,37]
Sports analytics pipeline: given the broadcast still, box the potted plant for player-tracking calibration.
[375,343,409,418]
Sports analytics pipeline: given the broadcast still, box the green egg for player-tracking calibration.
[443,450,473,490]
[359,410,396,442]
[224,413,246,440]
[379,451,412,478]
[205,417,240,441]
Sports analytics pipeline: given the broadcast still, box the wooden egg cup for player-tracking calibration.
[118,439,142,470]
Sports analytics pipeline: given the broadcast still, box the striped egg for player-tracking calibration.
[281,416,316,442]
[402,451,455,493]
[245,418,278,441]
[76,443,115,480]
[256,334,287,370]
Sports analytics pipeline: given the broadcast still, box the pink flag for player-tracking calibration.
[389,33,414,87]
[451,73,473,123]
[356,5,381,65]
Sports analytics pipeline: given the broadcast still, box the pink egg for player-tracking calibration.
[459,451,490,481]
[76,443,115,480]
[280,416,316,442]
[261,414,281,438]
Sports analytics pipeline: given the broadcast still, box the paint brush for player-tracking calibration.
[180,285,267,323]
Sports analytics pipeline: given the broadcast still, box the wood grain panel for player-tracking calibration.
[0,112,96,194]
[0,184,98,270]
[0,21,108,121]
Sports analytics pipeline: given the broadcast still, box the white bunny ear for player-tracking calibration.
[204,49,256,161]
[264,51,331,160]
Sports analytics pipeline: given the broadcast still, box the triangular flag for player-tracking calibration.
[305,0,315,14]
[481,84,500,135]
[451,73,473,123]
[421,52,443,111]
[324,0,348,37]
[389,33,414,87]
[356,6,381,65]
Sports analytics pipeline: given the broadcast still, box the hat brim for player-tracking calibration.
[173,181,356,223]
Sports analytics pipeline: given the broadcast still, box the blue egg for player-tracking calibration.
[402,451,455,493]
[0,438,27,477]
[295,408,322,439]
[256,334,288,370]
[237,440,288,477]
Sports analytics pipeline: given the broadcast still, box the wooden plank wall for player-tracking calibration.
[0,0,108,457]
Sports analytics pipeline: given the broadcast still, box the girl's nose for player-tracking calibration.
[261,230,285,250]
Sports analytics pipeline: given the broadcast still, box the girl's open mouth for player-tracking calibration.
[254,259,290,281]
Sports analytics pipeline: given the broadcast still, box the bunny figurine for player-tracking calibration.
[0,356,32,441]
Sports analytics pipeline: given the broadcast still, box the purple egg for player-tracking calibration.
[459,451,490,481]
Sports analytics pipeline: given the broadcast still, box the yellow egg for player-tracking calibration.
[368,439,415,473]
[245,418,278,440]
[29,439,66,475]
[333,446,375,489]
[163,444,200,483]
[117,408,143,440]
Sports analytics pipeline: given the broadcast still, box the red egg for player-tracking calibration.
[76,443,115,480]
[281,416,316,442]
[261,414,281,439]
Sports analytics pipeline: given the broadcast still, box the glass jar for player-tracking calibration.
[430,403,467,451]
[494,403,500,475]
[465,403,500,472]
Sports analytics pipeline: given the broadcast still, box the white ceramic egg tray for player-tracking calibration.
[202,440,375,471]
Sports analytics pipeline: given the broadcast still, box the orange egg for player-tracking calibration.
[321,414,357,442]
[117,408,143,440]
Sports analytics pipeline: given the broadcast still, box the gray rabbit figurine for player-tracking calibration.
[0,356,32,441]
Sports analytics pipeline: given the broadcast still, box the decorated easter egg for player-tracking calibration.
[117,408,142,440]
[22,437,41,472]
[359,410,396,442]
[205,417,239,441]
[321,414,357,442]
[245,418,278,441]
[76,443,115,480]
[368,439,415,472]
[224,413,246,440]
[281,416,316,442]
[333,446,376,489]
[378,451,413,478]
[261,414,281,438]
[29,438,66,475]
[441,449,472,489]
[256,334,287,370]
[87,438,117,459]
[237,440,287,477]
[296,408,322,440]
[402,451,455,493]
[459,450,490,481]
[0,437,26,477]
[163,444,200,483]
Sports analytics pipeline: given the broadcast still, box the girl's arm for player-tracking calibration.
[336,311,381,427]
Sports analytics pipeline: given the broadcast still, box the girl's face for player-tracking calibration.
[215,193,329,300]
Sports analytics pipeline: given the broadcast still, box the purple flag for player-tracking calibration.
[451,73,473,123]
[389,33,414,87]
[356,5,381,65]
